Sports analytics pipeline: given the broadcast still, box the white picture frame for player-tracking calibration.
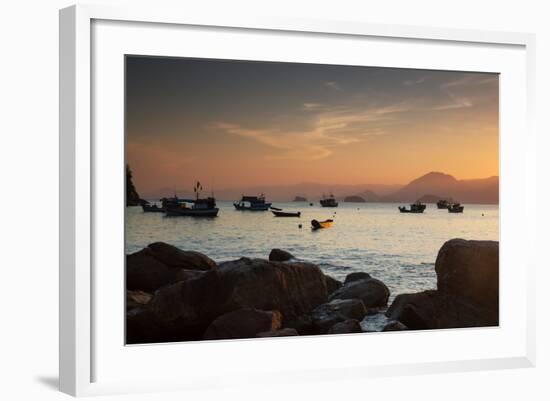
[59,4,536,397]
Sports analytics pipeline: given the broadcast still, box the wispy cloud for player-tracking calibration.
[213,101,413,161]
[302,103,324,111]
[434,74,497,110]
[324,81,342,91]
[403,76,426,86]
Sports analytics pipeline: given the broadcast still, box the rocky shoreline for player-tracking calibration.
[126,239,498,344]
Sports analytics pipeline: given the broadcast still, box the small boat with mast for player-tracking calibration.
[320,193,338,207]
[398,201,427,214]
[447,203,464,213]
[233,194,272,211]
[164,181,219,217]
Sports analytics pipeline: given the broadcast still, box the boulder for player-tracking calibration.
[126,290,152,311]
[126,242,216,292]
[325,274,343,295]
[344,272,371,285]
[435,239,499,311]
[327,319,363,334]
[217,258,329,322]
[382,321,408,331]
[310,299,368,334]
[126,249,179,292]
[203,308,283,340]
[386,240,499,330]
[139,257,329,342]
[257,328,299,337]
[329,278,390,308]
[147,242,217,271]
[269,248,294,262]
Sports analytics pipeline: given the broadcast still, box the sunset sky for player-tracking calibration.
[126,56,498,197]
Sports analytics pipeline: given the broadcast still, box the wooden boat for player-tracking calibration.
[234,194,272,211]
[437,200,450,209]
[447,203,464,213]
[163,181,219,217]
[142,203,164,213]
[272,210,301,217]
[320,193,338,207]
[398,202,426,213]
[164,197,219,217]
[311,219,334,229]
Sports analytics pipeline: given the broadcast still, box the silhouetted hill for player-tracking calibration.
[143,172,498,204]
[384,172,498,204]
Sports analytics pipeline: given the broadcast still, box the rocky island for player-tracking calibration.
[126,239,498,344]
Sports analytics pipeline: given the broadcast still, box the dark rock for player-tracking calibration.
[344,272,372,285]
[386,239,499,330]
[284,314,315,335]
[138,257,329,342]
[203,308,283,340]
[147,242,217,271]
[269,248,294,262]
[217,258,328,322]
[126,243,216,292]
[435,239,499,311]
[126,249,180,292]
[329,278,390,308]
[310,299,368,334]
[386,291,437,320]
[327,319,362,334]
[325,275,343,295]
[126,307,168,344]
[382,321,408,331]
[257,328,299,337]
[126,290,152,311]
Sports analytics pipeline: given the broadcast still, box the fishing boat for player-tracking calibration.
[233,194,272,211]
[447,203,464,213]
[311,219,334,229]
[164,181,219,217]
[398,202,426,213]
[141,202,164,213]
[320,193,338,207]
[272,210,301,217]
[436,199,450,209]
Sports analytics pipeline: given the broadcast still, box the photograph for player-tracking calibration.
[125,56,499,344]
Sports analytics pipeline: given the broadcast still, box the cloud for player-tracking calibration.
[434,75,487,111]
[324,81,342,91]
[302,103,324,111]
[213,101,412,161]
[403,76,426,86]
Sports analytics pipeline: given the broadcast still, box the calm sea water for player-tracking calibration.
[126,201,498,330]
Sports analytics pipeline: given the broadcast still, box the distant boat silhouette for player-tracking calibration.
[320,193,338,207]
[447,203,464,213]
[234,194,272,211]
[398,202,426,214]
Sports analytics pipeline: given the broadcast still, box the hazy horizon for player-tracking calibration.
[126,56,499,196]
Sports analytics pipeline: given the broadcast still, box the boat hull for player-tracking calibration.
[165,208,219,217]
[233,203,271,211]
[272,211,301,217]
[311,219,334,229]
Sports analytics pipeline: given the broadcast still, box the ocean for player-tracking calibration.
[126,201,499,330]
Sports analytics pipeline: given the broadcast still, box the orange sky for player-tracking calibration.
[126,57,498,197]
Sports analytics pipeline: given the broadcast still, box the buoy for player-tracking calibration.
[298,224,302,229]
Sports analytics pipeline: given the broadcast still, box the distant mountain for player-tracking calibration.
[383,172,498,204]
[344,195,366,202]
[142,172,498,204]
[143,182,401,202]
[293,196,307,202]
